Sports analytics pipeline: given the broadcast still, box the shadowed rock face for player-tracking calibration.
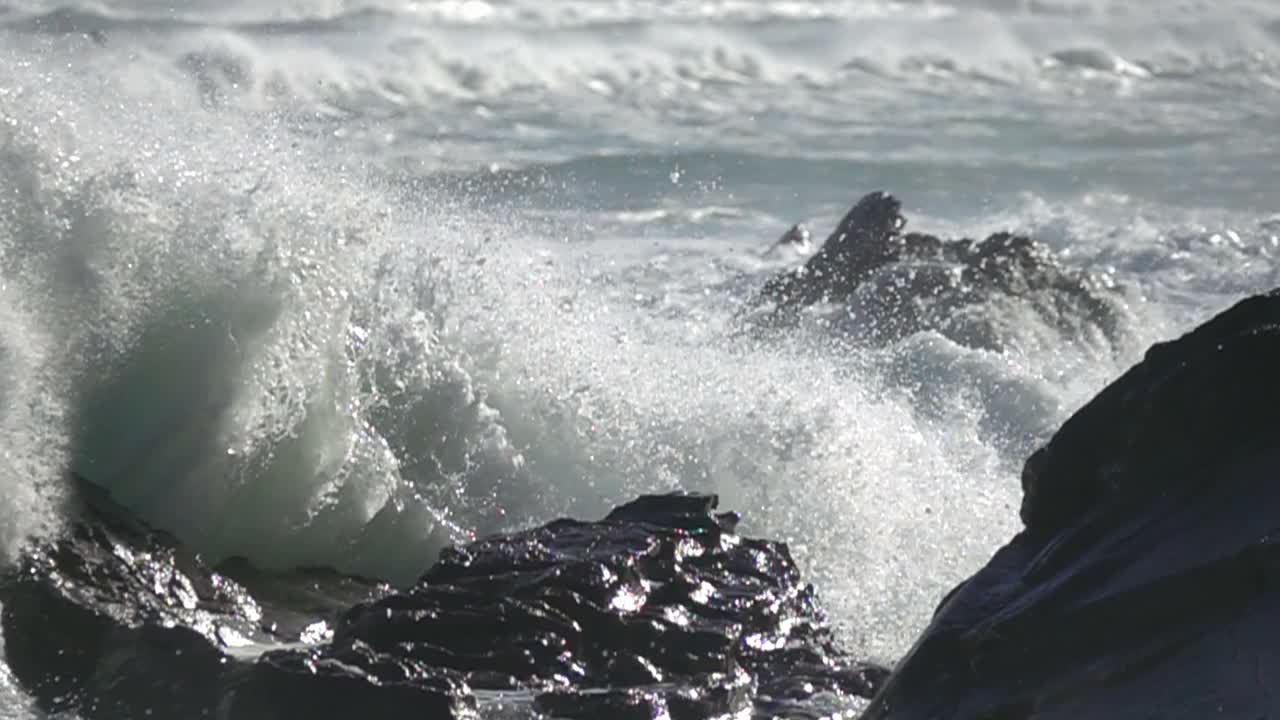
[0,477,271,718]
[1,483,887,719]
[750,191,1127,351]
[0,476,397,719]
[860,288,1280,720]
[760,191,908,310]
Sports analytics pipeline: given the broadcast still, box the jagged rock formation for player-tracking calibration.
[747,191,1128,351]
[9,240,1271,720]
[1,481,886,719]
[0,476,391,718]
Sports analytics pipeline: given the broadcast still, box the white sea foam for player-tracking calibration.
[0,2,1276,711]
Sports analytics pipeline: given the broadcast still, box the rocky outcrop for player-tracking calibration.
[228,493,888,719]
[0,475,392,719]
[1,480,886,719]
[16,266,1270,720]
[860,288,1280,719]
[2,476,267,719]
[747,191,1127,351]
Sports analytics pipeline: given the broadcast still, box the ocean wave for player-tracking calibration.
[5,0,1275,129]
[9,0,1275,31]
[3,0,1273,238]
[0,64,521,583]
[3,1,952,33]
[0,45,1124,668]
[1,5,1276,671]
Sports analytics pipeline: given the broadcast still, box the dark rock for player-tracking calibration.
[214,557,392,643]
[0,475,265,718]
[759,191,908,311]
[748,191,1127,351]
[778,222,812,248]
[765,222,813,257]
[3,479,886,719]
[533,667,753,720]
[1018,288,1280,533]
[860,288,1280,720]
[246,492,888,719]
[223,644,479,720]
[0,474,396,719]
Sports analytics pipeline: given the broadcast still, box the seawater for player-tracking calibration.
[0,1,1278,716]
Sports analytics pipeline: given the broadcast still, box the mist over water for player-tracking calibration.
[1,2,1278,713]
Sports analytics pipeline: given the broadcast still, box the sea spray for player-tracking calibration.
[1,1,1275,676]
[0,51,1035,666]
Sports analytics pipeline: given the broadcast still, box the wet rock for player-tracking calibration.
[3,480,885,719]
[223,644,479,720]
[0,475,394,719]
[1,477,260,718]
[764,222,813,258]
[861,288,1280,719]
[242,493,887,719]
[214,558,392,644]
[748,191,1127,351]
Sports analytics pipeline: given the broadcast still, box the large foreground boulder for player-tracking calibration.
[861,288,1280,719]
[226,493,887,719]
[746,191,1128,351]
[2,481,886,719]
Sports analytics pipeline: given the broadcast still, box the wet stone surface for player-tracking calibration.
[1,484,886,719]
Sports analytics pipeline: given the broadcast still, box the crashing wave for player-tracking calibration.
[4,287,1279,718]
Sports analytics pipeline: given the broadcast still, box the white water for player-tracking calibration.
[1,1,1278,714]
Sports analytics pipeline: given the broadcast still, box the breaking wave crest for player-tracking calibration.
[0,43,1059,665]
[1,12,1275,668]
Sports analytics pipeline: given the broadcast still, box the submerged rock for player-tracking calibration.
[2,480,886,719]
[747,191,1128,351]
[861,288,1280,719]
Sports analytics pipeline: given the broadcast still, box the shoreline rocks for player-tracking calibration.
[860,288,1280,719]
[2,481,887,719]
[4,262,1275,718]
[745,191,1129,352]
